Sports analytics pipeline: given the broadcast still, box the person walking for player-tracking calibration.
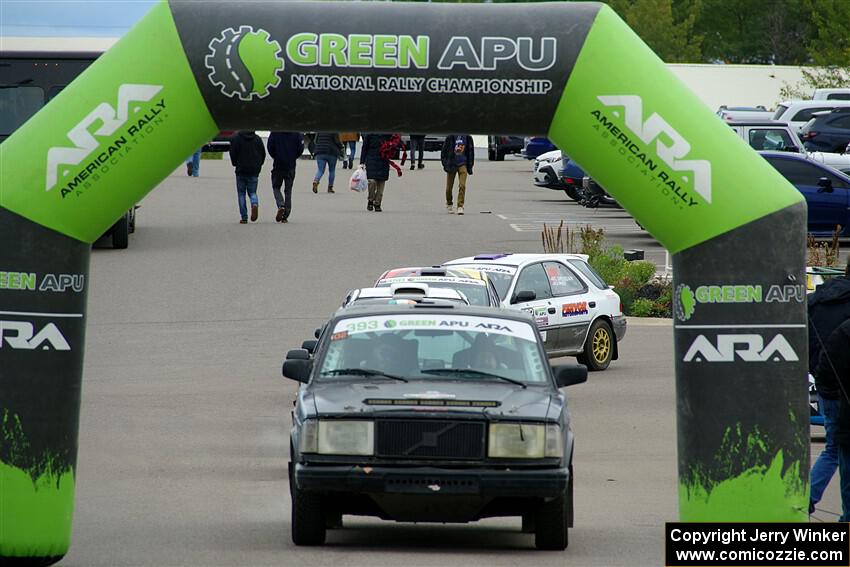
[311,132,344,194]
[229,130,266,224]
[442,134,474,215]
[820,319,850,520]
[185,149,201,177]
[267,132,304,223]
[360,133,405,213]
[409,134,426,170]
[340,132,359,169]
[809,258,850,513]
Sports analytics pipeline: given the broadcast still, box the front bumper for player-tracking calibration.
[612,314,627,341]
[295,463,568,498]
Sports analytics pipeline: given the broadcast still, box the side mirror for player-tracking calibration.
[282,358,313,383]
[817,177,834,193]
[512,290,537,304]
[301,339,318,354]
[552,364,587,388]
[314,327,322,339]
[286,348,310,360]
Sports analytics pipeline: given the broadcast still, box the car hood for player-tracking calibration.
[307,379,555,420]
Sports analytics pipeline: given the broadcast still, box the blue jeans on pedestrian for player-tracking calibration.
[314,154,338,187]
[839,442,850,521]
[186,150,201,177]
[346,141,357,161]
[235,175,258,220]
[811,396,840,510]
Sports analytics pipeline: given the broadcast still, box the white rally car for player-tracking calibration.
[444,253,626,371]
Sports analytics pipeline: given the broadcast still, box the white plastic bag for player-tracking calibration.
[349,165,367,193]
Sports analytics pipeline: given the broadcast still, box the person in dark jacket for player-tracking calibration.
[229,131,266,223]
[360,133,404,212]
[267,132,304,223]
[311,132,344,194]
[441,134,474,215]
[809,258,850,512]
[820,319,850,520]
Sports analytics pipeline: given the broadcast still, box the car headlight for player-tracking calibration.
[487,423,563,459]
[302,420,374,456]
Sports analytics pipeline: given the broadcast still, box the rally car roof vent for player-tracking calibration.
[420,268,447,276]
[474,253,510,260]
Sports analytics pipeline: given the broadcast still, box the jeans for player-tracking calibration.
[839,442,850,521]
[185,150,201,176]
[445,165,468,207]
[346,141,357,161]
[235,175,258,220]
[314,154,338,186]
[410,136,425,165]
[271,167,295,219]
[811,396,840,509]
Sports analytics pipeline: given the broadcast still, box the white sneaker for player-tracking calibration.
[457,206,464,215]
[447,205,454,214]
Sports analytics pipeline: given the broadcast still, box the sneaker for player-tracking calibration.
[328,186,335,194]
[312,181,318,194]
[410,164,415,171]
[186,163,193,177]
[239,219,248,224]
[374,204,382,212]
[342,161,348,170]
[281,218,288,224]
[367,200,373,211]
[250,204,258,222]
[418,163,424,169]
[457,206,464,215]
[275,208,285,222]
[447,205,454,214]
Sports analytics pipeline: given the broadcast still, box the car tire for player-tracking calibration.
[563,186,580,201]
[577,319,613,371]
[496,150,505,161]
[534,486,570,550]
[292,485,326,546]
[111,214,129,249]
[488,149,496,161]
[128,207,137,234]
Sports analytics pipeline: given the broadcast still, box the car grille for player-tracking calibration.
[376,420,486,460]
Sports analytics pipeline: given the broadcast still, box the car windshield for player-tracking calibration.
[376,277,490,306]
[445,264,516,299]
[318,314,548,384]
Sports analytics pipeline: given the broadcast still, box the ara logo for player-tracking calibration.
[597,95,712,204]
[45,84,163,192]
[683,333,798,363]
[0,321,71,351]
[206,26,284,101]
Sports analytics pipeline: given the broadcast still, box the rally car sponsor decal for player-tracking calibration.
[333,314,537,342]
[562,301,589,317]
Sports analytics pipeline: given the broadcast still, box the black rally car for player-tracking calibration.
[283,303,586,550]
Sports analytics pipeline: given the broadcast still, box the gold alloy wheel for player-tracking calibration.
[591,327,611,363]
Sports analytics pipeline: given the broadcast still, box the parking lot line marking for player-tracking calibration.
[0,310,83,318]
[674,324,807,329]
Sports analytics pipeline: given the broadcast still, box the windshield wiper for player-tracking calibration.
[421,368,527,389]
[323,368,408,382]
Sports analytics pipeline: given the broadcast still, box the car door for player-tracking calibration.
[510,262,559,353]
[542,261,594,355]
[765,156,850,235]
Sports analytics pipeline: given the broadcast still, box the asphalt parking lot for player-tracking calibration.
[66,155,838,566]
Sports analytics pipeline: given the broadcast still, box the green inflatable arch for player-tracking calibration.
[0,1,809,563]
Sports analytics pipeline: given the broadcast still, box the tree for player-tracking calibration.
[608,0,703,63]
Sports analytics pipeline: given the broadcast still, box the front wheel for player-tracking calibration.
[534,484,570,550]
[577,319,614,371]
[291,486,326,546]
[495,150,505,161]
[488,149,496,161]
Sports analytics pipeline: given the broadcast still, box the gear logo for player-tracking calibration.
[675,284,696,322]
[205,26,284,101]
